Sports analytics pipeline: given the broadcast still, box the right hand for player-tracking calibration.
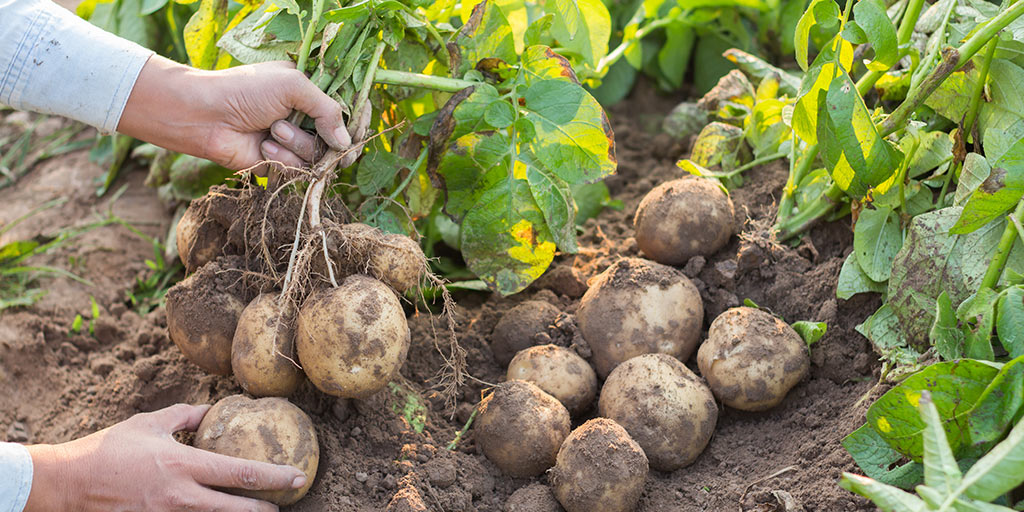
[24,403,306,512]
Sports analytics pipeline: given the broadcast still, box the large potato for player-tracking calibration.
[165,256,246,375]
[550,418,648,512]
[697,307,810,411]
[598,354,717,471]
[296,275,410,398]
[577,258,703,378]
[507,345,597,416]
[369,233,426,293]
[633,177,735,265]
[490,300,561,367]
[194,395,318,505]
[232,293,304,397]
[475,380,571,477]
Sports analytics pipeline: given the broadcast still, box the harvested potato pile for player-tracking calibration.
[599,353,718,471]
[550,418,648,512]
[507,344,597,416]
[577,257,703,377]
[474,380,571,477]
[633,176,735,265]
[194,394,319,506]
[698,306,810,411]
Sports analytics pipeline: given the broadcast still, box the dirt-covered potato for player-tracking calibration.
[176,198,227,274]
[369,233,426,293]
[549,418,648,512]
[577,258,703,378]
[507,345,597,416]
[697,307,810,411]
[296,274,410,398]
[490,300,561,367]
[231,293,304,397]
[165,256,246,375]
[194,395,318,506]
[633,177,735,265]
[475,380,571,477]
[598,354,717,471]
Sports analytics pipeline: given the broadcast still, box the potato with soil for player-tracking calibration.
[231,293,304,397]
[194,395,318,505]
[296,274,410,398]
[165,256,246,375]
[474,380,571,477]
[550,418,648,512]
[697,307,810,411]
[175,187,240,273]
[507,345,598,416]
[490,300,561,367]
[598,353,717,471]
[633,177,735,265]
[334,223,426,293]
[577,258,703,378]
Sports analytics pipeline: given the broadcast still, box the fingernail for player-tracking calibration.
[291,475,307,489]
[333,126,350,147]
[261,140,278,157]
[272,122,294,142]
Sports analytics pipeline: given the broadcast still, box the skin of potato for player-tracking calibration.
[369,233,425,293]
[598,354,718,471]
[697,307,810,411]
[176,200,226,274]
[507,345,598,416]
[577,258,703,378]
[194,395,319,506]
[633,177,735,265]
[549,418,648,512]
[164,265,244,376]
[232,294,304,397]
[296,275,410,398]
[490,301,561,367]
[475,380,571,477]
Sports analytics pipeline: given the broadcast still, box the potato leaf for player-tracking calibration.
[184,0,228,70]
[955,288,997,361]
[956,153,993,206]
[930,291,965,361]
[794,0,839,71]
[919,391,963,496]
[837,251,887,299]
[449,0,516,77]
[854,206,902,282]
[843,425,923,489]
[961,406,1024,502]
[852,0,898,72]
[791,320,826,347]
[996,286,1024,358]
[951,138,1024,235]
[545,0,611,69]
[838,473,925,511]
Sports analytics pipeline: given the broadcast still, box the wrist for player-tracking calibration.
[24,444,73,512]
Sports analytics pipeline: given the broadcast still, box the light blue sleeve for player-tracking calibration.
[0,0,154,133]
[0,442,33,512]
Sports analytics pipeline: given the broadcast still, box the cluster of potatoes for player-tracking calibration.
[164,187,427,505]
[475,177,811,512]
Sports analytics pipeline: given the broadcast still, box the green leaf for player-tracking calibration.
[545,0,611,69]
[0,240,41,266]
[951,139,1024,235]
[572,181,621,224]
[795,0,840,71]
[183,0,228,70]
[919,390,963,496]
[657,21,694,89]
[854,206,902,282]
[449,0,516,77]
[837,251,888,299]
[925,64,981,125]
[217,5,301,64]
[817,71,904,199]
[526,159,577,253]
[996,286,1024,358]
[484,100,516,129]
[961,411,1024,502]
[723,49,801,97]
[690,122,746,170]
[839,473,926,511]
[956,288,998,361]
[956,154,993,206]
[357,144,407,196]
[905,131,954,179]
[71,314,83,334]
[523,13,554,48]
[965,355,1024,454]
[853,0,898,72]
[792,320,827,347]
[589,57,637,106]
[843,424,924,489]
[931,291,965,361]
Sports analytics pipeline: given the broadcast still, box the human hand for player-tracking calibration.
[118,56,369,170]
[24,404,306,512]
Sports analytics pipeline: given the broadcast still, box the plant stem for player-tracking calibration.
[775,143,820,230]
[373,69,481,92]
[965,37,999,138]
[980,199,1024,290]
[351,40,387,130]
[296,0,327,73]
[594,17,674,76]
[776,183,845,240]
[721,151,788,179]
[446,407,478,450]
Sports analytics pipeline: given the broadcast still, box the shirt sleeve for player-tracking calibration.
[0,0,154,133]
[0,442,33,512]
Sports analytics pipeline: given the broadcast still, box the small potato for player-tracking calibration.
[550,418,648,512]
[194,395,318,506]
[697,307,810,411]
[165,256,246,375]
[176,199,227,274]
[490,301,561,367]
[507,345,597,416]
[577,258,703,378]
[232,294,304,397]
[475,380,571,477]
[633,177,735,265]
[296,275,410,398]
[369,233,426,293]
[598,354,717,471]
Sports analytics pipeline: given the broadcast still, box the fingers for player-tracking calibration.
[268,121,321,162]
[142,404,211,433]
[260,140,307,170]
[187,448,306,492]
[171,486,280,512]
[280,70,350,150]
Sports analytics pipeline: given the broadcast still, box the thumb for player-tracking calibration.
[143,404,212,433]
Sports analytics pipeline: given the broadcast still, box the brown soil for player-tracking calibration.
[0,83,879,511]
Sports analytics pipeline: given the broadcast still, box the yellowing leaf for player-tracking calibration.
[184,0,228,70]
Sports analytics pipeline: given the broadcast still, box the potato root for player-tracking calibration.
[550,418,648,512]
[507,345,597,416]
[697,307,810,411]
[633,177,735,265]
[232,293,304,397]
[475,380,571,477]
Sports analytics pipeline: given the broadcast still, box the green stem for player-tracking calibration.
[370,147,428,218]
[897,138,921,214]
[350,40,387,133]
[296,0,327,73]
[373,69,481,92]
[720,151,788,179]
[594,17,674,76]
[775,143,820,230]
[980,199,1024,290]
[446,407,478,451]
[855,0,927,94]
[776,183,845,241]
[937,160,959,208]
[965,37,999,136]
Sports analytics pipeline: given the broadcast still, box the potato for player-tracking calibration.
[598,353,717,471]
[176,199,227,274]
[369,233,426,293]
[231,293,304,397]
[576,258,703,378]
[490,300,561,367]
[296,274,410,398]
[165,256,246,375]
[507,345,597,416]
[697,307,810,411]
[633,177,735,265]
[549,418,648,512]
[475,380,571,477]
[194,395,318,506]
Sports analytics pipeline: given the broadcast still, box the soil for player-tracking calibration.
[0,82,882,511]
